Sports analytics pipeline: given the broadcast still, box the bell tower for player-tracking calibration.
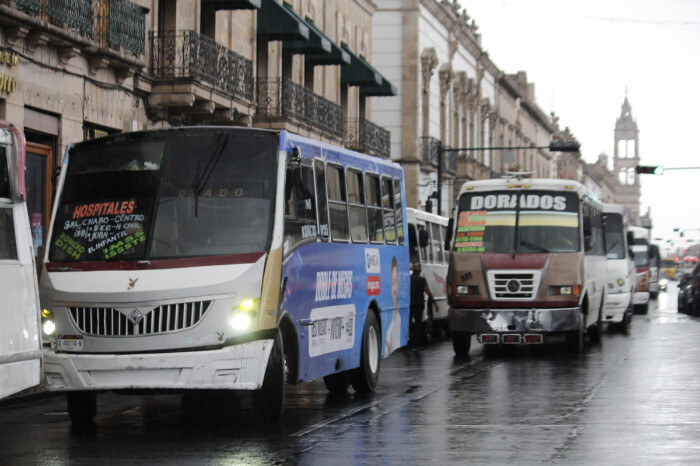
[613,93,641,225]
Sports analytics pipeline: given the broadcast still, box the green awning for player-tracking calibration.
[303,20,350,66]
[340,45,382,87]
[257,0,309,41]
[283,16,332,55]
[201,0,260,10]
[360,78,397,97]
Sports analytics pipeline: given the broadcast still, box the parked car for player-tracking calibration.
[678,262,700,316]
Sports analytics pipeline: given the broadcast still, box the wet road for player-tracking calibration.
[2,282,699,465]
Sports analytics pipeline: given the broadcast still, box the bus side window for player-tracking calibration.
[418,225,429,263]
[0,208,18,260]
[440,224,448,263]
[284,164,317,250]
[0,147,10,198]
[347,169,368,243]
[327,164,349,241]
[394,178,404,245]
[366,173,384,243]
[382,177,396,243]
[431,222,443,263]
[315,160,329,239]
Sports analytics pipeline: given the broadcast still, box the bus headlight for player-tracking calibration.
[230,312,252,331]
[548,285,581,296]
[41,309,55,336]
[230,299,259,331]
[617,278,625,286]
[455,285,480,295]
[42,319,56,336]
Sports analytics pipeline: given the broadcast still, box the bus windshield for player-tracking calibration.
[603,213,625,259]
[454,190,580,254]
[631,245,649,268]
[49,130,279,262]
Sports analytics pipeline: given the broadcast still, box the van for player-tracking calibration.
[602,204,635,331]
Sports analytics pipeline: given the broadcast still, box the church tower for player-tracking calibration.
[613,94,642,225]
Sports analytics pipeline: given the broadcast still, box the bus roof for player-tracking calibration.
[457,178,593,201]
[406,207,449,226]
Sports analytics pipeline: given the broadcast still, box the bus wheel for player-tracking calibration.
[452,331,471,357]
[252,331,285,421]
[588,310,603,343]
[634,303,648,315]
[67,391,97,425]
[323,372,350,395]
[350,311,381,393]
[566,316,584,353]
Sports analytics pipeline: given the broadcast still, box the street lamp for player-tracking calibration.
[434,140,580,215]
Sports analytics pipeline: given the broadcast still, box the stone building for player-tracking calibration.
[613,95,642,226]
[0,0,395,259]
[371,0,571,216]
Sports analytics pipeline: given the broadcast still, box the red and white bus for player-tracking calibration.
[446,177,607,354]
[39,127,410,423]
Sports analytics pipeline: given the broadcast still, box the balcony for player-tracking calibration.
[344,118,390,159]
[149,30,254,124]
[256,78,343,140]
[8,0,146,59]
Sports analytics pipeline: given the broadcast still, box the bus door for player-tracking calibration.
[0,122,43,400]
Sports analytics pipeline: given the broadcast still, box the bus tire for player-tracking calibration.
[452,331,471,357]
[252,331,285,421]
[67,391,97,425]
[566,315,584,353]
[588,309,603,343]
[350,311,381,393]
[323,372,350,395]
[634,303,648,315]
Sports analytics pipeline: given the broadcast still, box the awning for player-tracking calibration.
[341,45,396,96]
[360,78,397,97]
[283,16,332,55]
[296,20,350,66]
[341,46,382,87]
[257,0,309,41]
[201,0,260,10]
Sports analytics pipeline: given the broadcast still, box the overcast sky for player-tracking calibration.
[461,0,700,253]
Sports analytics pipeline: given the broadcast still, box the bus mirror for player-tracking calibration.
[444,217,454,250]
[418,229,429,248]
[627,231,634,247]
[584,236,594,252]
[628,248,635,260]
[583,217,592,237]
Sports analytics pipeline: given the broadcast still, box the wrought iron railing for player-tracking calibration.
[257,78,343,139]
[150,30,254,102]
[15,0,146,56]
[344,118,390,158]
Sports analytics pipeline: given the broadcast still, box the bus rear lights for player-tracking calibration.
[455,285,480,295]
[547,285,581,296]
[502,334,521,344]
[524,334,543,344]
[478,334,499,344]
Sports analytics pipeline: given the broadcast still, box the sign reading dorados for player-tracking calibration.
[0,50,19,94]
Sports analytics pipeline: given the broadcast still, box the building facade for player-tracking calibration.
[371,0,570,216]
[0,0,395,261]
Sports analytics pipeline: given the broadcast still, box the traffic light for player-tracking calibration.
[635,165,664,175]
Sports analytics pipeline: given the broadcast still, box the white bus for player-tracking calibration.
[446,177,607,354]
[627,226,656,313]
[39,127,410,423]
[407,208,450,338]
[601,204,636,331]
[0,122,43,400]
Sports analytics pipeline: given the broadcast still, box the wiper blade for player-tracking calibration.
[519,240,550,253]
[192,132,229,217]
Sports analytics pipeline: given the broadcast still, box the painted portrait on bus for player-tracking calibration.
[385,256,401,355]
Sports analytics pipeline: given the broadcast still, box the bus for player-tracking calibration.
[407,208,450,338]
[39,127,410,423]
[445,177,607,354]
[627,225,657,313]
[601,204,635,331]
[0,121,43,400]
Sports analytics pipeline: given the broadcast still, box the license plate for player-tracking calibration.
[57,335,84,351]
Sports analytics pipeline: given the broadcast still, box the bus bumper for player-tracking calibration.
[633,291,650,305]
[42,339,274,391]
[603,292,632,323]
[448,307,581,334]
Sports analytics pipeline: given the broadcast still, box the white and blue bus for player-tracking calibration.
[39,127,410,423]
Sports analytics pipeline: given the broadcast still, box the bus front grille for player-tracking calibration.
[487,271,541,300]
[67,301,213,336]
